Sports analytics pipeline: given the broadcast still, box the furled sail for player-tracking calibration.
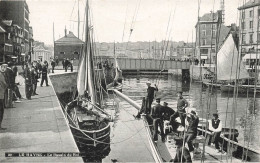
[113,43,123,82]
[217,34,250,81]
[77,1,96,104]
[77,47,87,96]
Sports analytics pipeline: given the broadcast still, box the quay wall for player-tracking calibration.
[49,72,78,95]
[189,65,214,81]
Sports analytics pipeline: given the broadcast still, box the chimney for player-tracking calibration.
[65,26,67,37]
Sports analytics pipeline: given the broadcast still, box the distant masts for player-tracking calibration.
[220,0,225,24]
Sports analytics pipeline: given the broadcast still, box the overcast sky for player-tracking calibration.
[27,0,243,45]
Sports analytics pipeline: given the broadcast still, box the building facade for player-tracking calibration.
[238,0,260,67]
[195,10,230,64]
[54,31,84,60]
[0,0,32,63]
[33,45,52,63]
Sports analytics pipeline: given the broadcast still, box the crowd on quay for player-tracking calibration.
[0,59,52,131]
[96,59,114,70]
[134,81,223,162]
[61,58,74,72]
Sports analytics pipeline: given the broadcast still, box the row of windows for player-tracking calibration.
[200,24,217,29]
[60,51,79,55]
[241,9,260,19]
[201,39,216,46]
[242,33,260,44]
[201,30,216,37]
[241,21,256,29]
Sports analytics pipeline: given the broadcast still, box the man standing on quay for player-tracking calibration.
[24,63,33,100]
[0,64,8,130]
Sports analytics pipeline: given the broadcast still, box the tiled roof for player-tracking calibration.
[200,12,219,22]
[55,31,84,45]
[238,0,260,10]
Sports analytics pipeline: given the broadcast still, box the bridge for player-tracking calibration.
[95,58,191,72]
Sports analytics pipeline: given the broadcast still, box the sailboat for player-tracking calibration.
[65,0,111,149]
[216,34,260,93]
[106,43,123,92]
[203,33,260,93]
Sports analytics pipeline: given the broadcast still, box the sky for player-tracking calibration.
[27,0,243,45]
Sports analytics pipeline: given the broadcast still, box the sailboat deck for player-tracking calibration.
[155,135,241,162]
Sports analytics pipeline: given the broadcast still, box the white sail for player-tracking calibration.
[217,34,250,81]
[86,35,96,104]
[77,48,87,96]
[113,43,123,82]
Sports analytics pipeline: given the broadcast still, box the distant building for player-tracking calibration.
[54,30,84,60]
[32,45,52,63]
[0,0,32,63]
[195,10,230,64]
[238,0,260,67]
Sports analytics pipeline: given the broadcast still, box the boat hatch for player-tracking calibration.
[77,114,97,122]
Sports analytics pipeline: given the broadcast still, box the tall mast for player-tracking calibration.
[78,0,80,38]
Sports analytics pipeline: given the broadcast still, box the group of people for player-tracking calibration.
[135,81,223,162]
[0,60,50,131]
[62,58,74,72]
[96,59,114,70]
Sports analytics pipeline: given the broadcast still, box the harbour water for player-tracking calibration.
[120,74,260,152]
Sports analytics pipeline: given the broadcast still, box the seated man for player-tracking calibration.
[208,113,222,152]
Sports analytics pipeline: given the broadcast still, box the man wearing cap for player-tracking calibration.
[0,64,8,130]
[208,113,222,152]
[162,102,175,120]
[185,110,199,152]
[24,63,33,100]
[146,81,158,114]
[150,98,164,141]
[171,91,188,127]
[170,137,192,163]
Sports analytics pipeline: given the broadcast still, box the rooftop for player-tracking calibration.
[200,12,219,22]
[55,31,84,45]
[238,0,260,10]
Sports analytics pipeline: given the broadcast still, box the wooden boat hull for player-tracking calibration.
[142,115,260,162]
[65,104,111,149]
[69,124,110,148]
[202,82,222,88]
[221,85,260,94]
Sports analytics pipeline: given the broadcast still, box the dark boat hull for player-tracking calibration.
[221,85,260,94]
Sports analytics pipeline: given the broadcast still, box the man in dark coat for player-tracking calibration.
[170,91,188,127]
[51,59,55,73]
[150,98,164,141]
[170,137,192,163]
[146,81,158,114]
[185,110,199,152]
[162,102,175,120]
[23,63,33,100]
[30,66,38,96]
[62,58,65,69]
[64,58,69,72]
[0,64,8,130]
[41,64,49,87]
